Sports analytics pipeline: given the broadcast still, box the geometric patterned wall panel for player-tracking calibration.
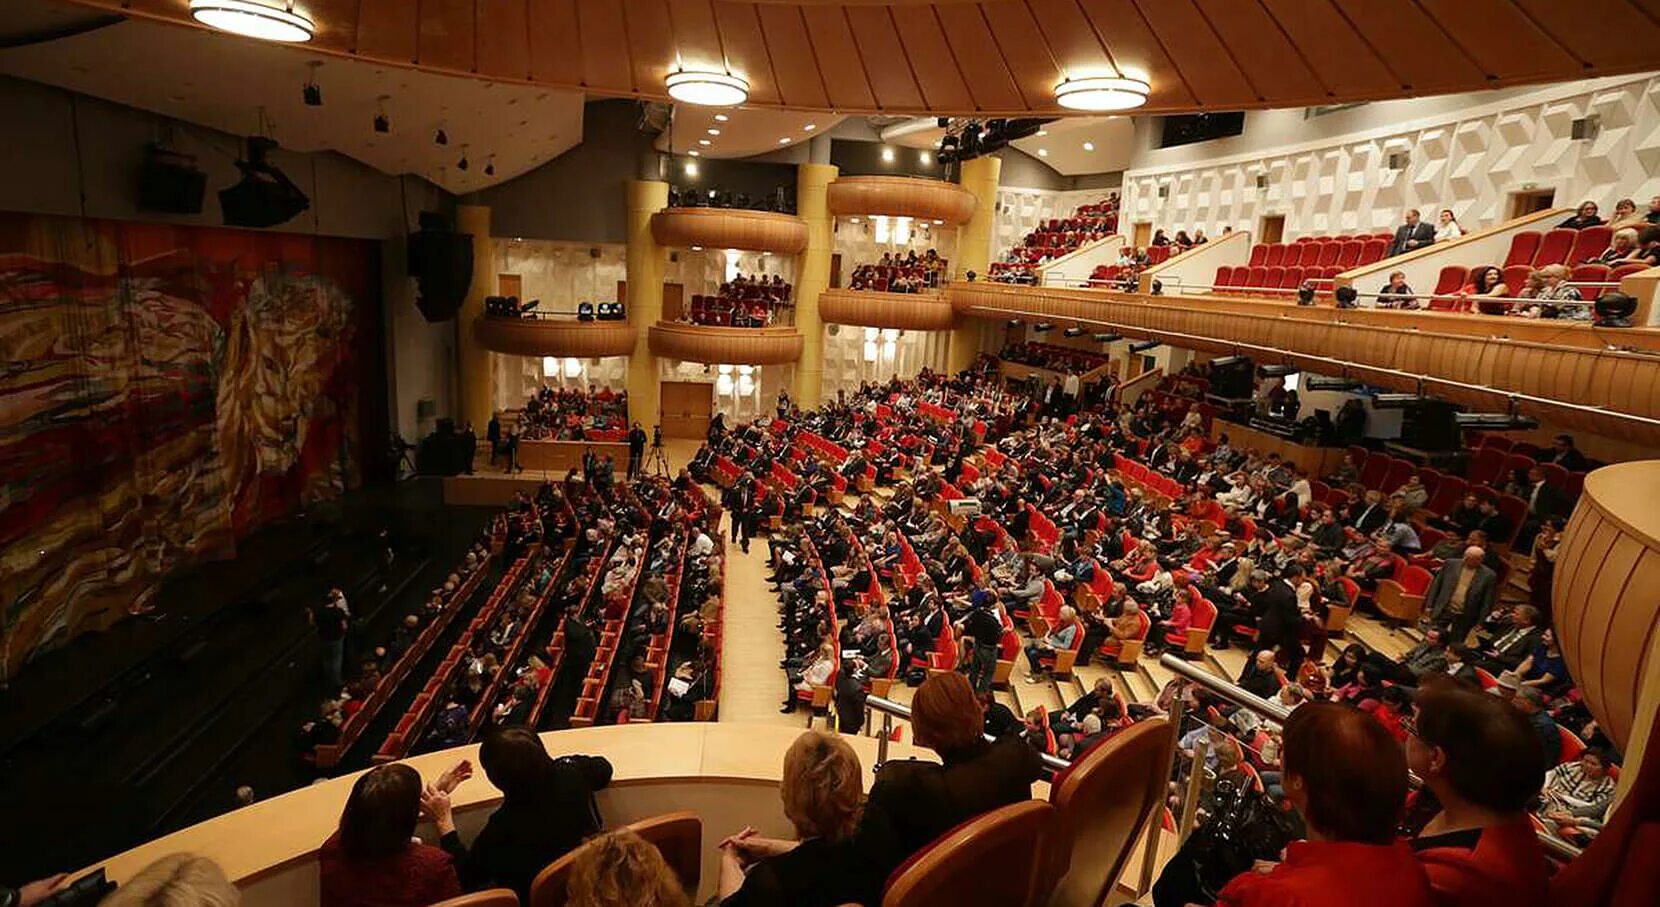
[1124,75,1660,240]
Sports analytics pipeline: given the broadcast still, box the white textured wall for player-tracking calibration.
[831,218,958,285]
[1122,74,1660,240]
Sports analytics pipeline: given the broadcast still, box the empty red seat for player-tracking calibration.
[1213,265,1234,290]
[1262,265,1284,294]
[1360,238,1388,264]
[1244,265,1268,291]
[1248,243,1268,266]
[1611,262,1649,281]
[1503,232,1541,267]
[1281,266,1305,294]
[1317,242,1343,267]
[1433,265,1468,295]
[1502,264,1533,296]
[1338,240,1365,267]
[1265,244,1286,267]
[1568,225,1613,265]
[1533,229,1575,266]
[1570,263,1611,284]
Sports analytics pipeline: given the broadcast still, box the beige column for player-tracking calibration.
[793,161,838,409]
[949,155,1002,373]
[625,180,669,428]
[456,204,494,432]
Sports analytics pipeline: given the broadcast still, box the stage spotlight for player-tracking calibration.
[457,148,469,171]
[1305,376,1364,392]
[302,63,322,107]
[1092,333,1122,343]
[1595,291,1637,327]
[484,156,495,177]
[1372,393,1425,409]
[1259,364,1300,378]
[1032,322,1053,333]
[1334,285,1358,308]
[435,127,448,146]
[1063,326,1086,338]
[373,96,390,133]
[577,301,595,322]
[1006,318,1022,328]
[1129,340,1161,353]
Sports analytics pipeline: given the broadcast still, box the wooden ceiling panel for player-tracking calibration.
[799,6,879,110]
[1075,0,1196,108]
[476,0,529,80]
[1026,0,1112,79]
[1196,0,1325,103]
[1513,0,1660,69]
[576,0,635,93]
[1329,0,1487,94]
[1416,0,1579,81]
[667,0,729,74]
[1255,0,1395,99]
[354,0,420,64]
[709,2,783,106]
[845,6,926,110]
[70,0,1660,116]
[627,0,677,97]
[753,4,831,109]
[1131,0,1255,106]
[889,7,976,111]
[979,2,1063,114]
[526,0,585,86]
[417,0,475,73]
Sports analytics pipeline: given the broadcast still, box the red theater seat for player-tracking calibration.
[1504,231,1542,266]
[1264,244,1286,267]
[1532,229,1575,266]
[1568,225,1612,265]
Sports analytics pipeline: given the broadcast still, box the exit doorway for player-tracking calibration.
[1132,222,1153,249]
[1508,188,1557,220]
[1258,214,1286,244]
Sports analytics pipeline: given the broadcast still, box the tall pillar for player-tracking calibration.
[793,161,838,409]
[949,155,1002,373]
[626,180,669,428]
[456,204,494,432]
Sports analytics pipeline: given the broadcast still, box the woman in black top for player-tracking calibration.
[855,672,1044,878]
[436,727,612,903]
[717,731,883,906]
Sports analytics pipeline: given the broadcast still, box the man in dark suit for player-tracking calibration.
[1516,466,1568,551]
[1250,569,1306,671]
[1475,605,1544,673]
[1546,434,1589,472]
[1347,490,1389,534]
[1387,208,1437,257]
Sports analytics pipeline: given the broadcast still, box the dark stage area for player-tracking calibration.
[0,478,495,882]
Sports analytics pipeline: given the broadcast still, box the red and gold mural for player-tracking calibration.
[0,213,379,677]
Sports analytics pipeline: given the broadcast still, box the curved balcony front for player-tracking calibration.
[648,321,804,365]
[947,281,1660,448]
[826,175,977,224]
[472,316,637,358]
[819,288,956,331]
[92,724,946,906]
[649,207,808,254]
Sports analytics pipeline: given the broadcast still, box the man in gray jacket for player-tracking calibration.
[1426,547,1499,642]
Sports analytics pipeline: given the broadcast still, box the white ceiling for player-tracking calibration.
[653,106,844,160]
[886,115,1136,176]
[0,1,584,193]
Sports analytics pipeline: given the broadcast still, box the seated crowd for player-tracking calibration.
[666,184,795,215]
[847,248,947,293]
[683,273,792,327]
[999,341,1113,376]
[990,194,1120,283]
[512,386,628,442]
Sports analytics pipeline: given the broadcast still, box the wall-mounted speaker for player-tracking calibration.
[137,144,206,214]
[408,212,473,322]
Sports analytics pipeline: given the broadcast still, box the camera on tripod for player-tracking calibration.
[652,424,664,448]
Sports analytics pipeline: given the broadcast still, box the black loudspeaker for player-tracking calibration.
[1210,356,1256,399]
[219,137,310,228]
[1400,399,1461,451]
[137,144,206,214]
[408,213,474,322]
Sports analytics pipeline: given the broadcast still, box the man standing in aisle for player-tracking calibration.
[627,421,647,479]
[310,591,350,690]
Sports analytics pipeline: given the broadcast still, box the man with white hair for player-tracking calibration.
[1425,546,1499,642]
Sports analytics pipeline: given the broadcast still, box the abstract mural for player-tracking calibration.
[0,213,378,678]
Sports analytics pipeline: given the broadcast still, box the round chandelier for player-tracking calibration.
[1054,75,1150,112]
[189,0,315,42]
[665,70,749,107]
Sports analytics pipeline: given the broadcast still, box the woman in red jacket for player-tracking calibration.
[319,761,469,907]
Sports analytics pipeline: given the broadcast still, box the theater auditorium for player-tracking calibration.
[1,2,1658,906]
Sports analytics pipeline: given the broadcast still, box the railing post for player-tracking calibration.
[877,712,892,768]
[1136,695,1187,896]
[1178,738,1209,845]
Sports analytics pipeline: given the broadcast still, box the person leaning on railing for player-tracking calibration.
[1215,702,1437,907]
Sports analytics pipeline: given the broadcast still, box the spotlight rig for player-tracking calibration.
[935,117,1056,167]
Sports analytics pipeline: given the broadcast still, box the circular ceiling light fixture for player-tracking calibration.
[189,0,315,42]
[1054,75,1150,112]
[665,70,749,107]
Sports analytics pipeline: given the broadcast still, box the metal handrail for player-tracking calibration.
[864,693,1070,773]
[1157,654,1584,862]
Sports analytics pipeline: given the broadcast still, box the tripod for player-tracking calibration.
[646,441,671,477]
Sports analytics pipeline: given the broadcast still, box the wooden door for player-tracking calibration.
[830,253,843,288]
[1258,215,1285,244]
[616,281,684,321]
[499,274,522,301]
[1132,222,1153,249]
[1509,190,1556,220]
[660,381,713,439]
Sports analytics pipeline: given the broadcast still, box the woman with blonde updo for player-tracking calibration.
[565,829,689,907]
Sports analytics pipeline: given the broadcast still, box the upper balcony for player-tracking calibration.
[472,315,637,358]
[650,207,807,254]
[826,175,977,225]
[946,279,1660,448]
[647,320,804,365]
[819,287,955,331]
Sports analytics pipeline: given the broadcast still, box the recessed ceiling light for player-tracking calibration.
[699,139,711,146]
[849,218,860,224]
[779,137,791,144]
[1038,148,1049,157]
[688,150,700,157]
[684,161,699,177]
[919,151,931,164]
[804,123,816,131]
[714,114,729,122]
[1083,142,1095,151]
[707,128,721,136]
[665,70,749,107]
[1036,130,1048,137]
[1054,75,1150,112]
[932,219,943,225]
[189,0,314,42]
[692,245,703,251]
[882,148,895,162]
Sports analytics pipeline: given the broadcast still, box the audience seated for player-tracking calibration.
[565,829,692,907]
[515,386,629,442]
[848,248,946,293]
[990,194,1120,284]
[319,762,471,907]
[683,273,792,327]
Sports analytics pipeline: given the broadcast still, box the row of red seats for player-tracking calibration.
[470,545,574,738]
[1246,235,1390,269]
[526,520,613,729]
[637,528,688,722]
[373,546,540,762]
[1423,262,1644,311]
[1502,226,1613,269]
[570,538,647,727]
[311,543,497,770]
[1213,264,1334,296]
